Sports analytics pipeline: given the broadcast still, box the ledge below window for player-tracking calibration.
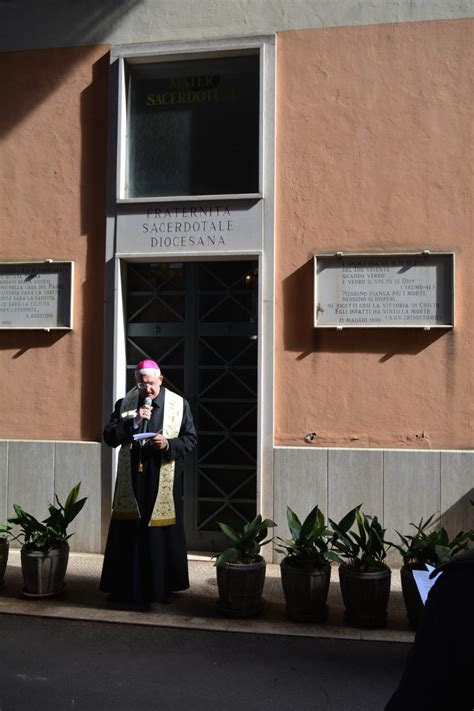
[117,193,263,204]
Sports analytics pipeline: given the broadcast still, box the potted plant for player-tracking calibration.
[7,482,87,597]
[215,514,276,618]
[391,514,474,628]
[275,505,332,623]
[0,523,11,588]
[329,505,392,628]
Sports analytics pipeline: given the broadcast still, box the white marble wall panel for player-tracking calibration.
[328,449,384,525]
[0,441,7,524]
[273,448,327,559]
[273,447,467,566]
[3,442,473,560]
[7,441,55,547]
[54,442,102,553]
[3,441,102,553]
[383,450,441,565]
[440,451,474,536]
[383,450,441,531]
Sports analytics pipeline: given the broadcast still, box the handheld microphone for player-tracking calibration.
[142,396,152,434]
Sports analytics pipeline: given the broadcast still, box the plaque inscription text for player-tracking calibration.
[314,254,454,328]
[0,262,73,329]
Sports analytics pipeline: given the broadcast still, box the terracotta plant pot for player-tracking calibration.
[216,556,266,618]
[339,562,391,628]
[280,558,330,623]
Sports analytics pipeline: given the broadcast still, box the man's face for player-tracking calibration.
[136,373,163,400]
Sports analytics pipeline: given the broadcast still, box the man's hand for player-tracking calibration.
[135,403,152,427]
[152,433,169,450]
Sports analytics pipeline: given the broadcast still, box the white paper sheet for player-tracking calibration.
[132,432,157,441]
[412,565,442,605]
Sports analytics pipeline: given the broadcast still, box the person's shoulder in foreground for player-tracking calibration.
[385,550,474,710]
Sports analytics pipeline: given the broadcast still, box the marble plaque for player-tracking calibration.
[116,200,262,255]
[0,261,74,329]
[314,253,454,328]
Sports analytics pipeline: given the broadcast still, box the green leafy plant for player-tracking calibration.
[0,523,11,537]
[215,514,276,567]
[8,483,87,552]
[275,505,331,567]
[391,513,474,569]
[329,505,390,572]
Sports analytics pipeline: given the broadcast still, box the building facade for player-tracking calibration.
[1,1,473,561]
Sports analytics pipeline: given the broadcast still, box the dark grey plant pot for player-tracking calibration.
[339,562,391,628]
[21,542,69,596]
[400,565,425,629]
[0,537,9,587]
[280,558,330,623]
[216,556,266,618]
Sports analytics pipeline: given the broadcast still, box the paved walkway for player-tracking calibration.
[0,551,414,644]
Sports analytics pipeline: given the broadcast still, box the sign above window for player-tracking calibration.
[314,252,454,329]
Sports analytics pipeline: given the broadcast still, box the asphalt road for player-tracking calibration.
[0,615,409,711]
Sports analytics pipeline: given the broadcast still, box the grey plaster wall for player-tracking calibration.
[2,441,472,562]
[274,446,474,566]
[0,0,473,52]
[1,441,102,553]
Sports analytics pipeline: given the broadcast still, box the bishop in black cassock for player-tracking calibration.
[100,360,197,606]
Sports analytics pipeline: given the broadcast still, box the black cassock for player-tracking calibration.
[100,386,197,604]
[385,550,474,710]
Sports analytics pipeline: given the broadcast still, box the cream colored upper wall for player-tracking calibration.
[0,45,109,441]
[0,0,473,51]
[275,19,474,450]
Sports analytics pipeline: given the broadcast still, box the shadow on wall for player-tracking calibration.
[440,489,474,538]
[282,259,447,360]
[0,331,66,359]
[0,0,140,138]
[79,53,109,437]
[0,0,143,53]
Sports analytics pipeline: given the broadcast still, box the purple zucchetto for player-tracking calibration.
[135,359,161,375]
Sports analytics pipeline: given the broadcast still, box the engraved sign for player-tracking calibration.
[116,200,262,255]
[314,253,454,328]
[0,261,74,330]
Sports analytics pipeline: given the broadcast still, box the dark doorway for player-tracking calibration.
[126,260,258,550]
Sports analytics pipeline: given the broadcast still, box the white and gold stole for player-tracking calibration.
[112,387,183,527]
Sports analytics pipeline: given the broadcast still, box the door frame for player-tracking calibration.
[102,35,275,559]
[105,252,274,557]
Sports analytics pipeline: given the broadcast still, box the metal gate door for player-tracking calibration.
[126,261,258,550]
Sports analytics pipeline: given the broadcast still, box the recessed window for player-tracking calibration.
[126,54,259,198]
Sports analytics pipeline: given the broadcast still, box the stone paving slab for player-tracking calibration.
[0,551,414,644]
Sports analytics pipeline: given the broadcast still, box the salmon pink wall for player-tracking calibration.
[275,20,474,449]
[0,46,109,441]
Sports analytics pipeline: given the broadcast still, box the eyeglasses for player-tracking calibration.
[137,382,157,390]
